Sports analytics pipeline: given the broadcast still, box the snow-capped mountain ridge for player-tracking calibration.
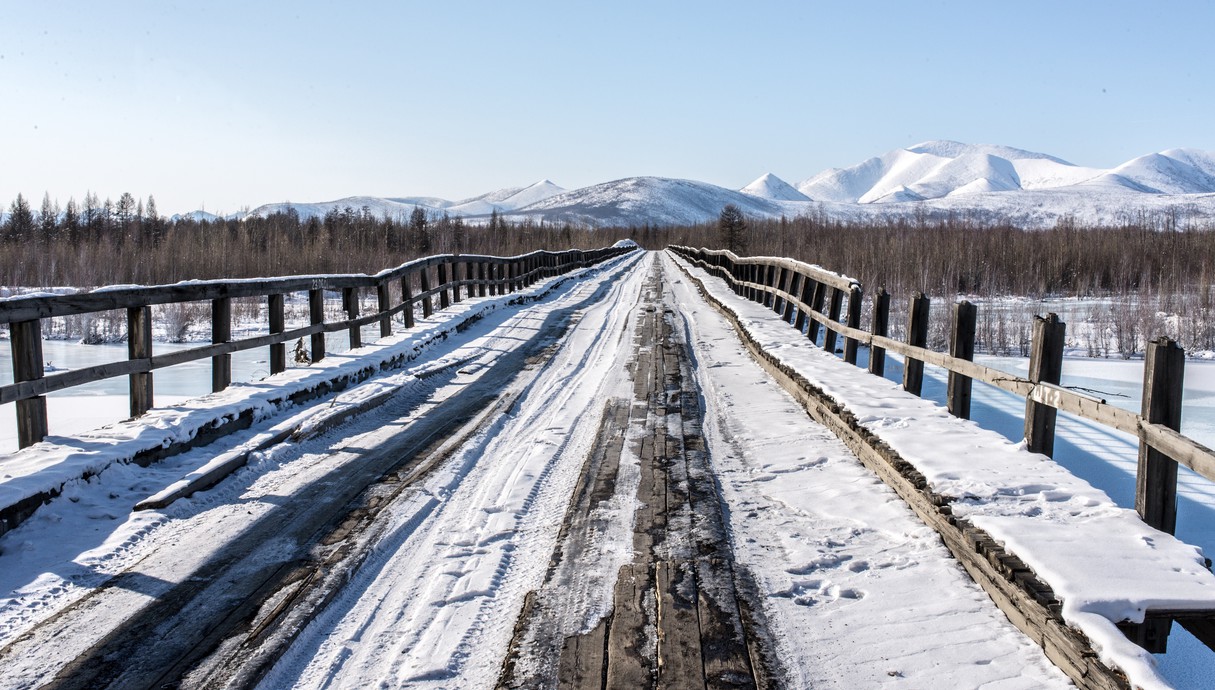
[228,142,1215,229]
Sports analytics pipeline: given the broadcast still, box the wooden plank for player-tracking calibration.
[268,293,286,375]
[869,288,890,377]
[655,560,703,689]
[948,300,977,419]
[128,306,154,418]
[903,293,930,396]
[605,564,654,688]
[1025,314,1066,457]
[694,559,755,690]
[11,319,48,448]
[212,297,232,393]
[558,617,608,690]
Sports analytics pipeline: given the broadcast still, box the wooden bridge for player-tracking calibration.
[1,245,1215,689]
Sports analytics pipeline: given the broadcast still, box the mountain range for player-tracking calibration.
[201,141,1215,229]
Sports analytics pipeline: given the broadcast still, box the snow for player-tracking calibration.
[261,252,647,688]
[740,172,811,202]
[672,251,1215,689]
[185,141,1215,229]
[5,248,1215,687]
[662,253,1072,688]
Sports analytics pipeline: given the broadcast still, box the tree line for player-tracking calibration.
[1,193,624,287]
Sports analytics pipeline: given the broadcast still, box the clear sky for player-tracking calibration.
[2,1,1213,215]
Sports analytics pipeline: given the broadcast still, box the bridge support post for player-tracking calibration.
[438,264,451,309]
[823,288,844,355]
[421,268,434,317]
[948,301,978,419]
[844,286,863,365]
[345,287,361,349]
[782,273,800,324]
[309,289,325,362]
[269,293,286,374]
[212,297,232,393]
[377,282,393,338]
[807,281,826,345]
[11,319,48,448]
[1024,313,1065,456]
[869,288,890,377]
[128,306,154,417]
[903,293,930,395]
[401,275,415,328]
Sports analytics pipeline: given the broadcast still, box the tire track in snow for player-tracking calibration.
[256,252,649,689]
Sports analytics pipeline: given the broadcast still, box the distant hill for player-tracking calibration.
[219,142,1215,229]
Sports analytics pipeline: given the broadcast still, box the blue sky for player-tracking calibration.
[2,1,1213,215]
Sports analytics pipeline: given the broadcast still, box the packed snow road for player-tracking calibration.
[0,250,1071,689]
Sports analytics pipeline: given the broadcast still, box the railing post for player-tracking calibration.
[451,261,463,303]
[401,274,416,328]
[782,272,800,324]
[1024,313,1066,456]
[1128,336,1185,653]
[807,281,826,345]
[377,282,393,338]
[128,306,154,417]
[478,262,488,297]
[793,274,812,332]
[269,293,286,374]
[11,319,48,448]
[763,265,776,308]
[438,263,451,309]
[844,286,863,365]
[823,288,844,354]
[421,267,434,317]
[771,267,786,314]
[903,292,930,396]
[309,288,325,362]
[1137,337,1184,532]
[212,297,232,393]
[869,288,890,376]
[948,301,978,419]
[345,287,362,349]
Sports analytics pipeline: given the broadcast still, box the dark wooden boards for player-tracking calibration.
[501,257,764,689]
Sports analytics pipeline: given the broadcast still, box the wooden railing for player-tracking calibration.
[2,246,634,449]
[672,244,1215,654]
[671,246,1212,526]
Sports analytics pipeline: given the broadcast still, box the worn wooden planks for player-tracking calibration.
[500,257,763,689]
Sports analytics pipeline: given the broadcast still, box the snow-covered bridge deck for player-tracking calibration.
[0,250,1212,688]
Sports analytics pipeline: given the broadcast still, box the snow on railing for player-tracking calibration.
[1,246,636,450]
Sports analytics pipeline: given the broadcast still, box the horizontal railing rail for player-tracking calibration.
[3,245,635,449]
[670,244,1214,515]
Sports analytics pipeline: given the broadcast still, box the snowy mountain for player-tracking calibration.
[741,173,811,202]
[213,142,1215,229]
[507,177,783,227]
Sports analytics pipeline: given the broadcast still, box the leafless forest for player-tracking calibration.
[4,193,1214,355]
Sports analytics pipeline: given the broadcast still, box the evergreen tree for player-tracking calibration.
[38,192,59,239]
[718,204,748,254]
[409,206,431,255]
[5,193,34,241]
[64,197,81,243]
